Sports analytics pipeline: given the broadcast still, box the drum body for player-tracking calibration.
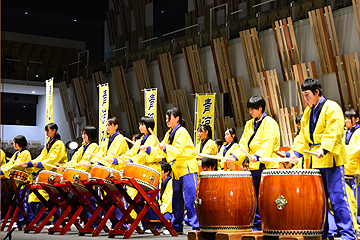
[61,168,89,189]
[9,170,28,184]
[37,170,62,185]
[122,163,160,191]
[196,171,256,232]
[259,169,326,236]
[90,165,122,183]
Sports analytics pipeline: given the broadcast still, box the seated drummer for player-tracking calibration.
[159,160,174,235]
[217,128,239,170]
[202,157,217,171]
[58,125,100,173]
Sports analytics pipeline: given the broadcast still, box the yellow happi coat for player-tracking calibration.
[1,149,33,182]
[64,142,100,173]
[343,127,360,175]
[217,142,239,169]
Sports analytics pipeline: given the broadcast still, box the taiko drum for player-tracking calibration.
[37,170,62,184]
[122,163,160,191]
[259,169,326,236]
[196,171,256,232]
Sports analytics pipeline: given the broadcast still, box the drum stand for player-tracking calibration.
[79,179,144,237]
[1,177,29,231]
[109,177,178,239]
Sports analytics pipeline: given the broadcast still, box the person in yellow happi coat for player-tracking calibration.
[217,128,239,170]
[146,107,199,233]
[58,125,99,173]
[92,117,128,171]
[21,123,67,223]
[228,95,280,231]
[195,124,218,156]
[1,149,6,167]
[289,78,355,240]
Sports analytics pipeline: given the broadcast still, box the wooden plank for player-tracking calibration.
[287,17,301,63]
[210,39,224,93]
[250,28,265,72]
[282,18,295,66]
[292,64,305,112]
[157,54,170,102]
[352,0,360,42]
[342,54,357,109]
[272,22,287,81]
[309,10,327,74]
[316,8,332,73]
[334,56,350,110]
[327,7,341,56]
[275,21,291,81]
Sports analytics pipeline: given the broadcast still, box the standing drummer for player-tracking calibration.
[227,95,280,231]
[289,78,355,240]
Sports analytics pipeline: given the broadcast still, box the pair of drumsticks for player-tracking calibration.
[7,155,60,169]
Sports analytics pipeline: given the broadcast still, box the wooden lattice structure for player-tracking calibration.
[157,52,178,103]
[59,81,76,141]
[183,45,205,94]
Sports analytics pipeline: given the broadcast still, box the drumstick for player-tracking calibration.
[111,153,127,163]
[89,153,111,161]
[303,150,318,157]
[239,146,252,159]
[259,158,291,162]
[7,157,59,169]
[148,127,161,145]
[124,137,145,151]
[197,153,227,161]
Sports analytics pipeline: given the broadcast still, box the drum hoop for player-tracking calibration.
[10,169,28,175]
[93,165,122,174]
[40,170,62,177]
[263,230,323,236]
[200,225,252,232]
[261,169,321,176]
[64,168,90,176]
[199,171,252,178]
[126,163,160,176]
[121,177,156,190]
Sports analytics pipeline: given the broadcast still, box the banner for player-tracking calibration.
[99,84,109,145]
[45,77,54,125]
[194,94,215,146]
[144,88,158,136]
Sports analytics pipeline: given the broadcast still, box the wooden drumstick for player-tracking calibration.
[89,153,111,161]
[303,150,319,157]
[148,127,161,145]
[7,157,59,169]
[239,146,252,159]
[259,157,291,162]
[111,153,127,163]
[124,137,146,151]
[197,153,227,161]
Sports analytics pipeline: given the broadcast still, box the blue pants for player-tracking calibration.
[319,165,355,240]
[250,168,264,231]
[172,173,199,232]
[348,178,360,225]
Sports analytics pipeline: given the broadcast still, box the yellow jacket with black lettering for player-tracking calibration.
[94,133,129,171]
[149,126,198,180]
[195,139,218,155]
[1,149,5,167]
[1,149,33,182]
[122,134,161,174]
[232,115,280,170]
[293,100,346,168]
[217,142,239,169]
[29,139,67,203]
[64,142,100,173]
[343,128,360,175]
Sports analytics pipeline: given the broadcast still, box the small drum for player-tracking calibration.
[259,169,326,236]
[61,169,90,191]
[36,170,62,185]
[122,163,160,191]
[196,171,256,232]
[9,170,28,184]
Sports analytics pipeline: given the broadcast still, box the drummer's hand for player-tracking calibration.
[249,156,257,163]
[32,162,38,167]
[278,151,286,157]
[289,154,298,164]
[124,159,131,164]
[58,166,65,171]
[21,162,28,167]
[227,155,236,162]
[106,158,114,164]
[315,148,324,158]
[158,143,165,151]
[139,145,147,152]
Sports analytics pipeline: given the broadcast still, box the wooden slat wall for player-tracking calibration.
[239,28,265,87]
[335,53,360,111]
[214,116,231,141]
[226,77,249,127]
[183,45,205,94]
[272,17,301,81]
[106,9,117,46]
[111,66,129,112]
[292,62,317,113]
[59,81,76,141]
[170,89,194,138]
[157,52,178,103]
[133,59,151,104]
[353,0,360,42]
[210,37,233,93]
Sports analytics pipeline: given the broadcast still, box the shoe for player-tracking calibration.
[45,225,54,230]
[163,229,171,235]
[144,229,152,234]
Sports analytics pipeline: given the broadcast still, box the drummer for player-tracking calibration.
[214,139,223,152]
[227,95,280,231]
[217,128,239,170]
[159,160,174,235]
[195,125,218,156]
[289,78,355,240]
[146,107,199,233]
[58,125,100,173]
[201,157,217,171]
[21,123,67,224]
[93,117,128,171]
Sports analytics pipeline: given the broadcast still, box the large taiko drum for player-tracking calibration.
[122,163,160,191]
[9,170,28,184]
[61,168,90,192]
[196,171,256,232]
[90,165,122,190]
[259,169,326,236]
[36,170,62,185]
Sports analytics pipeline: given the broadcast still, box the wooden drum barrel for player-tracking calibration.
[259,169,326,236]
[196,171,256,232]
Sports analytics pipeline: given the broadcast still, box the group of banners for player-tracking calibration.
[45,78,215,147]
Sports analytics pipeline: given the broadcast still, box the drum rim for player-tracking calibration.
[125,163,160,176]
[40,170,62,176]
[261,169,321,176]
[64,168,90,176]
[10,169,28,174]
[263,229,323,236]
[200,225,253,232]
[199,171,252,178]
[121,176,156,190]
[92,165,122,174]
